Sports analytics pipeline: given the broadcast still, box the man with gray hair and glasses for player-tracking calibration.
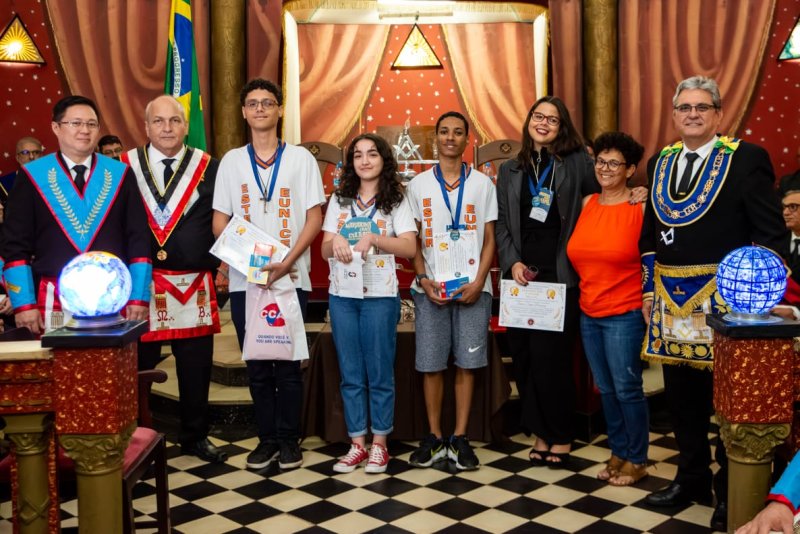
[638,75,787,531]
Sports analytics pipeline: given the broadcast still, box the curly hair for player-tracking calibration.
[516,96,584,175]
[336,133,404,214]
[593,131,645,167]
[239,78,282,106]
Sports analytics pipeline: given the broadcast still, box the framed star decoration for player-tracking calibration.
[0,14,45,64]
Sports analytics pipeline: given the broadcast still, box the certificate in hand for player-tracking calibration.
[432,229,479,282]
[328,255,365,299]
[328,254,398,299]
[499,280,566,332]
[210,214,290,276]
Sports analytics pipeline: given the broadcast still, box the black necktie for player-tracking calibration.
[677,152,700,196]
[163,158,175,189]
[73,164,87,193]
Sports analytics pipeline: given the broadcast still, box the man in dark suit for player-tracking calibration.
[122,94,226,463]
[639,76,787,532]
[2,96,151,335]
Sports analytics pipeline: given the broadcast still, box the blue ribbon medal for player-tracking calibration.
[247,142,285,213]
[434,163,470,240]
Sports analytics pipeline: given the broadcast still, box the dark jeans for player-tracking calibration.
[663,363,728,501]
[230,289,308,443]
[138,335,214,444]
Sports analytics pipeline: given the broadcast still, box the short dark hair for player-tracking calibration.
[98,135,121,149]
[240,78,282,107]
[435,111,469,137]
[52,95,99,123]
[593,131,645,167]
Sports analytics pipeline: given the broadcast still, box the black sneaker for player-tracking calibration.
[246,440,280,470]
[278,440,303,469]
[409,433,446,467]
[448,435,479,470]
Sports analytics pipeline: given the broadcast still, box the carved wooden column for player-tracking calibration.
[210,0,247,158]
[583,0,618,141]
[0,341,58,534]
[3,414,55,534]
[707,314,800,533]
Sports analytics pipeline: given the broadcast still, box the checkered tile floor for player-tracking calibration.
[0,430,724,533]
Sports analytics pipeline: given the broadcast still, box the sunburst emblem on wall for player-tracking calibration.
[392,24,442,70]
[0,15,45,64]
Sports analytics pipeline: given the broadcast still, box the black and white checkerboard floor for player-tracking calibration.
[1,430,724,533]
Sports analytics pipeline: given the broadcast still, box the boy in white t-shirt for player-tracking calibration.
[212,79,325,471]
[406,111,498,470]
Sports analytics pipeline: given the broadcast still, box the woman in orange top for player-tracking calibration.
[566,131,648,486]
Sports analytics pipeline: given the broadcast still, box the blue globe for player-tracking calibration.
[58,251,132,318]
[716,246,787,315]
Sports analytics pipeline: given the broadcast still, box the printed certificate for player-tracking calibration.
[328,255,365,299]
[432,229,479,282]
[499,280,566,332]
[328,254,397,299]
[210,214,289,276]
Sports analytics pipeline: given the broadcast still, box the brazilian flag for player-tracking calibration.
[165,0,206,150]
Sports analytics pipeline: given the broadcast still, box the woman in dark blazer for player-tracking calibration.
[495,96,598,467]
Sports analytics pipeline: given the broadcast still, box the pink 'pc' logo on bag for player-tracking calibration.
[261,303,285,327]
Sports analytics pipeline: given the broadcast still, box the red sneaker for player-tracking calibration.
[365,443,390,474]
[333,443,368,473]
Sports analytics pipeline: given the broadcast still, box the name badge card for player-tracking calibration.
[529,187,553,222]
[499,279,566,332]
[432,229,479,282]
[340,217,380,246]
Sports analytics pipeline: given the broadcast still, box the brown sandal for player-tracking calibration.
[597,455,625,481]
[608,460,648,486]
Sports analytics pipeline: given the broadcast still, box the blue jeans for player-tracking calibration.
[580,309,648,464]
[329,295,400,437]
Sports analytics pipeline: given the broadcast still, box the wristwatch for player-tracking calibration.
[415,273,429,285]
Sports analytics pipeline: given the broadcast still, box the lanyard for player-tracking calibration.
[350,196,379,220]
[433,163,470,230]
[247,141,285,204]
[528,160,553,198]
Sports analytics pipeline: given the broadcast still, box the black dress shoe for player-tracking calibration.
[182,438,228,463]
[710,501,727,532]
[644,482,711,507]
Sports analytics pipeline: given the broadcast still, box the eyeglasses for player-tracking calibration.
[149,117,184,128]
[530,112,560,127]
[674,103,718,115]
[595,157,627,171]
[17,149,42,157]
[58,120,100,130]
[245,98,279,111]
[782,203,800,213]
[101,147,124,156]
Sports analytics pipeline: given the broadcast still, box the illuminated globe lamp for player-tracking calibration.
[716,246,787,324]
[58,251,133,329]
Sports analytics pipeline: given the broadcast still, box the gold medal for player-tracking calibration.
[157,249,168,261]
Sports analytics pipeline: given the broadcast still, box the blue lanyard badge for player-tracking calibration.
[527,160,553,207]
[434,163,470,240]
[247,142,285,213]
[528,160,554,222]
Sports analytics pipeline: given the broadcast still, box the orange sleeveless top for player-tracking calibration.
[566,194,643,317]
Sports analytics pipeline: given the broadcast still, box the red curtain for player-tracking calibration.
[247,0,282,83]
[296,24,389,144]
[45,0,211,151]
[619,0,775,164]
[549,0,584,132]
[443,23,538,142]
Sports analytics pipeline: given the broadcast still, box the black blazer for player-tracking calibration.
[495,150,598,288]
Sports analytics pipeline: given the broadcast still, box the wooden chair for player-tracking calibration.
[0,337,170,534]
[300,141,344,177]
[473,139,521,178]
